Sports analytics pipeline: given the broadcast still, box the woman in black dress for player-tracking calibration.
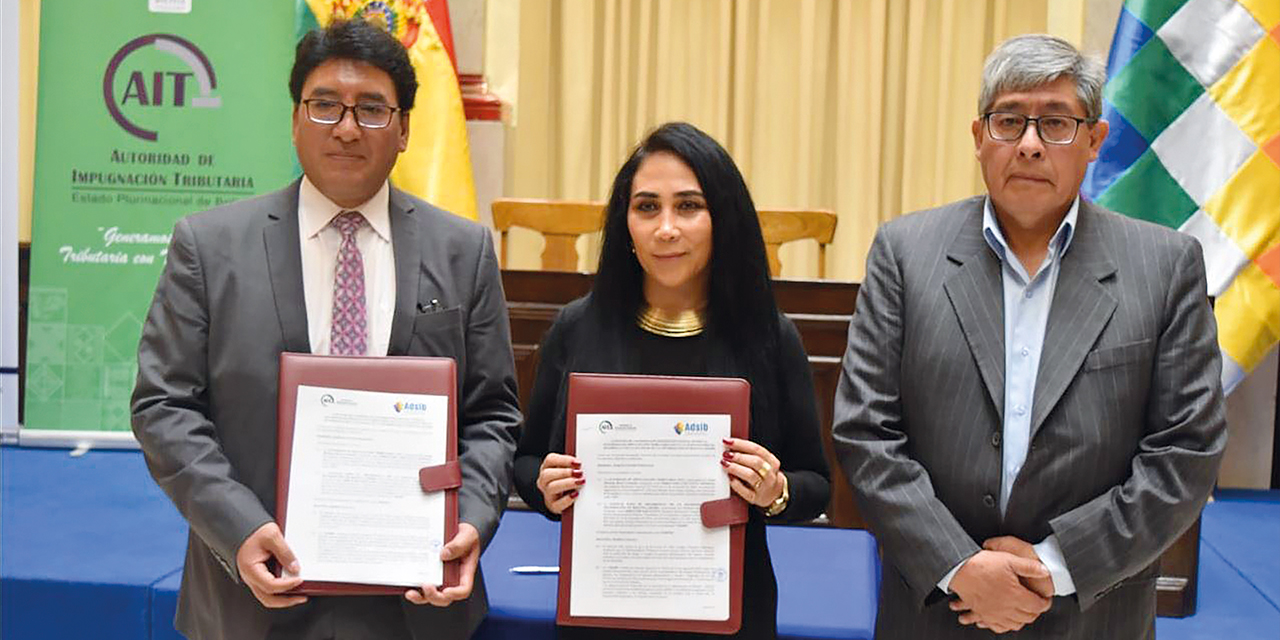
[513,122,831,640]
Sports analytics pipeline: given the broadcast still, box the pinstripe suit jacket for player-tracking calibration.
[832,196,1227,639]
[132,182,521,640]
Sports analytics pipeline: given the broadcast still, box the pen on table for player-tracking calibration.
[510,565,560,574]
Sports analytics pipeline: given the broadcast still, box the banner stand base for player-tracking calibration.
[16,430,139,450]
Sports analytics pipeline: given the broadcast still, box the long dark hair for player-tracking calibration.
[590,121,780,371]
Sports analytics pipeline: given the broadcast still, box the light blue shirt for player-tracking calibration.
[937,196,1079,597]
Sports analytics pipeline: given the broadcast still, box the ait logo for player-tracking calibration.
[103,33,221,142]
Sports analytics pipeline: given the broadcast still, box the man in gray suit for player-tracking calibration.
[833,34,1227,638]
[131,19,520,640]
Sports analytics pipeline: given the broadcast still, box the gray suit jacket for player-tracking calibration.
[131,180,521,640]
[833,196,1227,639]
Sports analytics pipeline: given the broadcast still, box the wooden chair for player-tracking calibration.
[757,209,838,278]
[493,199,838,278]
[491,198,606,271]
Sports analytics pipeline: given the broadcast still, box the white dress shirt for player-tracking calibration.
[937,196,1080,597]
[297,176,396,356]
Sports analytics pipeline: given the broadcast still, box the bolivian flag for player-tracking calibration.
[297,0,478,220]
[1083,0,1280,393]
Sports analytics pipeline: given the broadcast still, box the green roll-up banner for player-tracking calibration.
[24,0,296,442]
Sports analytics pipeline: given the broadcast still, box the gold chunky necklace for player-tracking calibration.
[637,305,705,337]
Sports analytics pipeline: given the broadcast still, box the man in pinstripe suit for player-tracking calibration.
[833,34,1227,638]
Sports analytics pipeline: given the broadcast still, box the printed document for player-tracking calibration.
[570,413,731,620]
[283,385,448,587]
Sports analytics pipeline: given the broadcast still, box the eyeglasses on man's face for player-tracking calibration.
[301,98,401,129]
[983,112,1095,145]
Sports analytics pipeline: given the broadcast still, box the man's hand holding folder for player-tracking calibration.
[406,522,480,605]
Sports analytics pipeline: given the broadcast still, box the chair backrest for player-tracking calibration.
[493,199,838,277]
[757,209,838,278]
[491,198,606,271]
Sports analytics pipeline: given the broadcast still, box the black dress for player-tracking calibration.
[513,297,831,640]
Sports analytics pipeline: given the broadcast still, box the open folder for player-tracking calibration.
[558,372,751,634]
[276,353,461,595]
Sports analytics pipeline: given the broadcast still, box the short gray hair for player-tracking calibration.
[978,34,1106,120]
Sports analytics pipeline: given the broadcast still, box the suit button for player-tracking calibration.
[991,432,1002,447]
[983,494,996,508]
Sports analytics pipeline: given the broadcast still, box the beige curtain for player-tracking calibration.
[495,0,1076,280]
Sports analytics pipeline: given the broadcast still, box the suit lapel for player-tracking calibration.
[264,181,311,354]
[942,200,1006,421]
[1029,201,1117,438]
[387,187,421,356]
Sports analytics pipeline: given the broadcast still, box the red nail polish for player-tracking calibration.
[571,469,583,478]
[576,478,585,485]
[722,451,733,459]
[720,459,730,467]
[569,490,579,498]
[571,460,582,468]
[722,438,733,445]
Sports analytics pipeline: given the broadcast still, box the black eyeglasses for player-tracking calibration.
[301,98,401,129]
[983,112,1095,145]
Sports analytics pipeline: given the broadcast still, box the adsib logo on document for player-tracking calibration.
[393,401,428,413]
[673,421,708,435]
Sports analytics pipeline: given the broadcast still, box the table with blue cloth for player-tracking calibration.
[0,447,879,640]
[475,511,879,640]
[1,446,188,640]
[6,446,1277,639]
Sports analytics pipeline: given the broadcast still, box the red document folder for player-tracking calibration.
[558,373,751,634]
[276,353,461,595]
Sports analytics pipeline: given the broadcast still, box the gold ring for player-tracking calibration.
[752,477,763,490]
[756,461,772,479]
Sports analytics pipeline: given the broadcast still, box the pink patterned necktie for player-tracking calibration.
[329,211,368,356]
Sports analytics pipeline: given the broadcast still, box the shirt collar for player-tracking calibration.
[298,176,392,242]
[981,195,1078,262]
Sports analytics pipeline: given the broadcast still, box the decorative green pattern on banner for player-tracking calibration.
[25,1,299,432]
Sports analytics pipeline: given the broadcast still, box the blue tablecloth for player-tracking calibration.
[1200,490,1280,610]
[1154,542,1280,639]
[6,445,1277,640]
[477,511,880,639]
[1156,494,1280,639]
[1,446,879,639]
[0,447,188,640]
[152,570,186,640]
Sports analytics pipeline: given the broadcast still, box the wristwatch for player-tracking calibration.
[763,471,790,517]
